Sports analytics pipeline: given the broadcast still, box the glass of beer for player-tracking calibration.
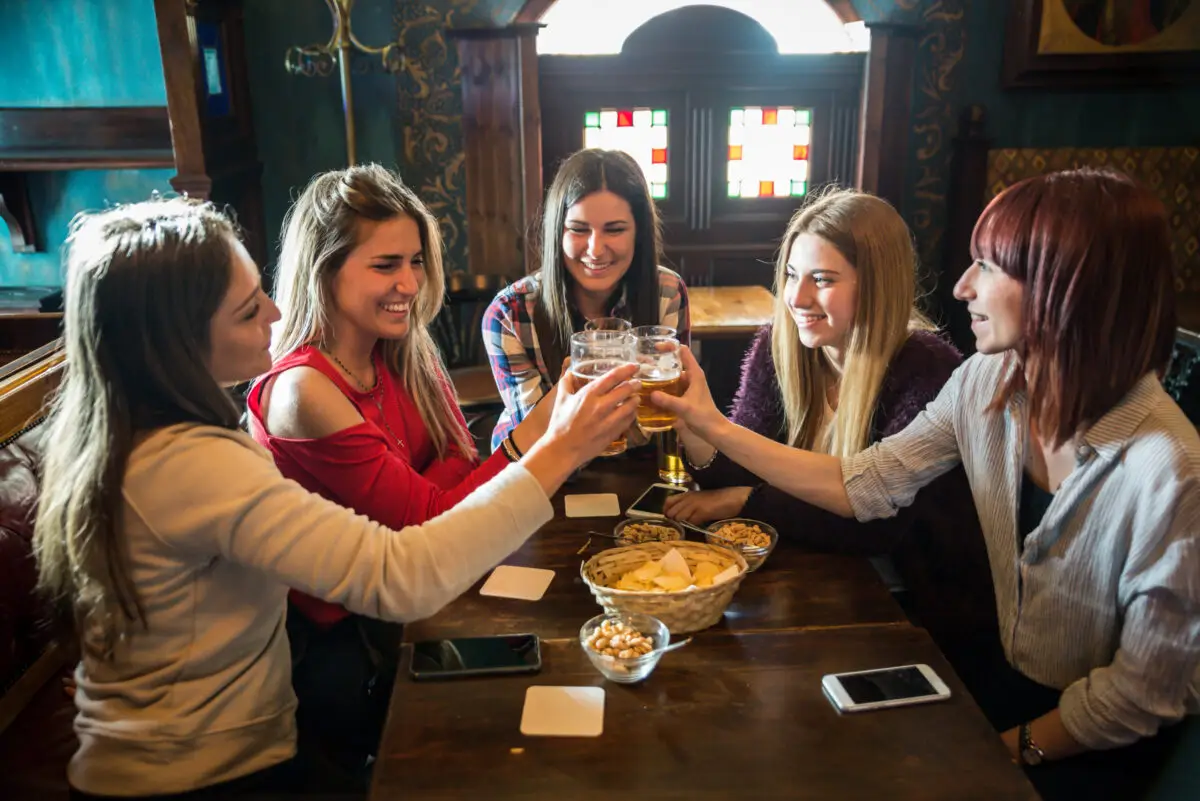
[570,330,636,456]
[657,429,692,485]
[633,325,683,433]
[584,317,632,333]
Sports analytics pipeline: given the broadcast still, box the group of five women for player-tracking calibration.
[30,146,1196,801]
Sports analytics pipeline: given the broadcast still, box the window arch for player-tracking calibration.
[538,0,867,55]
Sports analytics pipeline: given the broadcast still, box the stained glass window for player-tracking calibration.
[583,107,669,199]
[726,107,812,199]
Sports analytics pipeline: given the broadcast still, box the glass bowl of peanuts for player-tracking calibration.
[704,518,778,572]
[579,612,672,684]
[613,517,685,546]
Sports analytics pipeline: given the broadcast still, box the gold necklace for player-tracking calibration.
[326,350,406,450]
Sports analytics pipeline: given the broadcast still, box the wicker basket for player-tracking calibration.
[580,541,749,634]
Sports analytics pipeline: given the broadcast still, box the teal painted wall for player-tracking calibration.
[0,0,174,286]
[0,0,165,107]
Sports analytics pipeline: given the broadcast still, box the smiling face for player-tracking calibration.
[953,258,1024,354]
[561,190,637,305]
[783,233,859,359]
[329,215,425,342]
[207,238,280,386]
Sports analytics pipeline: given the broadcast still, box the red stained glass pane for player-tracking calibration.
[760,180,773,197]
[728,144,743,161]
[651,148,667,164]
[763,108,778,125]
[793,145,809,160]
[617,110,633,127]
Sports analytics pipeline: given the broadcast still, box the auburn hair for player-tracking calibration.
[972,167,1176,447]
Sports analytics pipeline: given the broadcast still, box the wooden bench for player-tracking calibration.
[0,340,76,800]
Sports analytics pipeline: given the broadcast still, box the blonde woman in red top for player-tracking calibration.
[247,165,560,780]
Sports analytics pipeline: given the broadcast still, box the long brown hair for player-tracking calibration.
[34,198,242,659]
[535,149,664,349]
[771,187,932,457]
[973,167,1176,447]
[271,164,473,459]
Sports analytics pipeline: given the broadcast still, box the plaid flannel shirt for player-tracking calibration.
[483,266,690,452]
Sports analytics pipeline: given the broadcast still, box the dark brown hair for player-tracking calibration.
[971,167,1177,447]
[536,148,664,348]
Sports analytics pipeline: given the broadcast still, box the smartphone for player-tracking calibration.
[409,633,541,681]
[626,483,689,518]
[821,663,951,713]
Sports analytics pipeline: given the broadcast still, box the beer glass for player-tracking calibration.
[584,317,632,333]
[570,330,636,456]
[632,325,682,433]
[656,429,692,485]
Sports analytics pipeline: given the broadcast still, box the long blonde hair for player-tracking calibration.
[35,199,244,659]
[271,164,472,459]
[771,188,932,457]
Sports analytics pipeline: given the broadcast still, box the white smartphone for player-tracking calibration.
[626,483,689,518]
[821,663,951,713]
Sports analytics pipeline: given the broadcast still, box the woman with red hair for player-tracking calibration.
[655,168,1198,799]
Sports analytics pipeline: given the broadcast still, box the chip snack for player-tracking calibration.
[605,546,740,592]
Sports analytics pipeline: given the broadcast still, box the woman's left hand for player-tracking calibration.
[664,486,752,525]
[651,346,725,440]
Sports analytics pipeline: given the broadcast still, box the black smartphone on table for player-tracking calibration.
[409,633,542,681]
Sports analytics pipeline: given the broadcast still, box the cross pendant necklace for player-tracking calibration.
[326,350,407,451]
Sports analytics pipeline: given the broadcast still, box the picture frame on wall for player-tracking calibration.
[1004,0,1200,87]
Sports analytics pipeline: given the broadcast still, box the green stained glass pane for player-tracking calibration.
[652,109,667,126]
[650,183,667,199]
[791,180,808,196]
[584,111,600,128]
[796,109,811,125]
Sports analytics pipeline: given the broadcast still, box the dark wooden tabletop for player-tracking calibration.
[402,455,906,644]
[373,625,1038,801]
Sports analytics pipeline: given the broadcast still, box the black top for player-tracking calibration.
[1018,471,1055,553]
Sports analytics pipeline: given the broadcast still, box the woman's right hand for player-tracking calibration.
[521,363,640,495]
[650,346,726,440]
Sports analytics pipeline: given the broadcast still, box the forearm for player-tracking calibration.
[520,436,581,497]
[706,418,853,517]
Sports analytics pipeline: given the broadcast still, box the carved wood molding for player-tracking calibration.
[856,22,919,215]
[0,107,173,171]
[153,0,210,199]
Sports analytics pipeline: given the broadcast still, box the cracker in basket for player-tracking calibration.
[607,547,738,592]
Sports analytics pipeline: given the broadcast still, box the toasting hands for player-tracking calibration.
[648,346,725,441]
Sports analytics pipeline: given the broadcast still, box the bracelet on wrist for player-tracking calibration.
[506,432,525,459]
[685,447,718,471]
[499,435,521,463]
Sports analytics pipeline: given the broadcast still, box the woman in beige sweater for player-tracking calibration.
[34,198,639,800]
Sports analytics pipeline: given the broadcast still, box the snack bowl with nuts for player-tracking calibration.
[579,612,673,684]
[704,518,779,572]
[613,517,685,546]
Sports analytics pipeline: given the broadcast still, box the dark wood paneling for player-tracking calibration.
[452,26,543,279]
[0,107,173,170]
[856,22,918,216]
[940,105,991,354]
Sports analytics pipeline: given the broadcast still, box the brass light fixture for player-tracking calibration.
[284,0,403,165]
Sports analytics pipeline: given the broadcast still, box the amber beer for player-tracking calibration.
[636,367,683,432]
[571,358,630,456]
[657,428,692,485]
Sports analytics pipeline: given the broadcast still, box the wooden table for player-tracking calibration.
[402,457,906,643]
[374,626,1037,801]
[688,285,774,339]
[373,455,1037,801]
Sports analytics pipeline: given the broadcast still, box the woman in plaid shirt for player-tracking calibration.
[483,148,690,452]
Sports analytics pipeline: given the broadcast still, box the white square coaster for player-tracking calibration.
[564,493,622,518]
[479,565,556,601]
[520,686,605,737]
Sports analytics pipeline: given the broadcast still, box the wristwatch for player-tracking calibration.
[1019,722,1046,766]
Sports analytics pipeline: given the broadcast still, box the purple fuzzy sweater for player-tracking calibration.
[696,327,982,556]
